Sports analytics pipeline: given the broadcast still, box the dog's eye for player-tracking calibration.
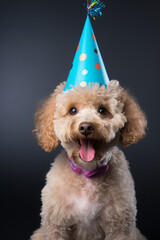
[98,107,107,115]
[69,107,77,115]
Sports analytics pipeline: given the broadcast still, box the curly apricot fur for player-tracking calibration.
[119,89,147,147]
[31,80,147,240]
[33,82,66,152]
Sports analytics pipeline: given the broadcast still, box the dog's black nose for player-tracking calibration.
[79,122,94,137]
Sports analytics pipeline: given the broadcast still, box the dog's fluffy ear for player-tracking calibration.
[33,82,66,152]
[119,88,147,147]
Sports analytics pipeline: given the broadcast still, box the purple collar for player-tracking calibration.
[68,157,109,178]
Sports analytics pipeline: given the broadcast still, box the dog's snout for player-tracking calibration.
[79,122,94,137]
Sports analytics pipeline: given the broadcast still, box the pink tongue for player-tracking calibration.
[79,139,95,162]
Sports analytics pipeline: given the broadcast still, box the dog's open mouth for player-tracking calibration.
[77,138,98,162]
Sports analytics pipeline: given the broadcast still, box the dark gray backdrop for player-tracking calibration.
[1,0,160,239]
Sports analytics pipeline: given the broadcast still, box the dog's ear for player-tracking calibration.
[119,88,147,147]
[33,82,66,152]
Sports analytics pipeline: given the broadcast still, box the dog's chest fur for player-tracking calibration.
[65,178,102,223]
[64,179,105,239]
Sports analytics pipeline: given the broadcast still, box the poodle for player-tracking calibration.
[30,80,147,240]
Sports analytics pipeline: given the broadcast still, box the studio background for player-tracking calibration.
[1,0,160,239]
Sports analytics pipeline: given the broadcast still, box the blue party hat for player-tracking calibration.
[64,15,109,91]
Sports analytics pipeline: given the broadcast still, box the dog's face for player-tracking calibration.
[54,82,126,169]
[34,80,147,169]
